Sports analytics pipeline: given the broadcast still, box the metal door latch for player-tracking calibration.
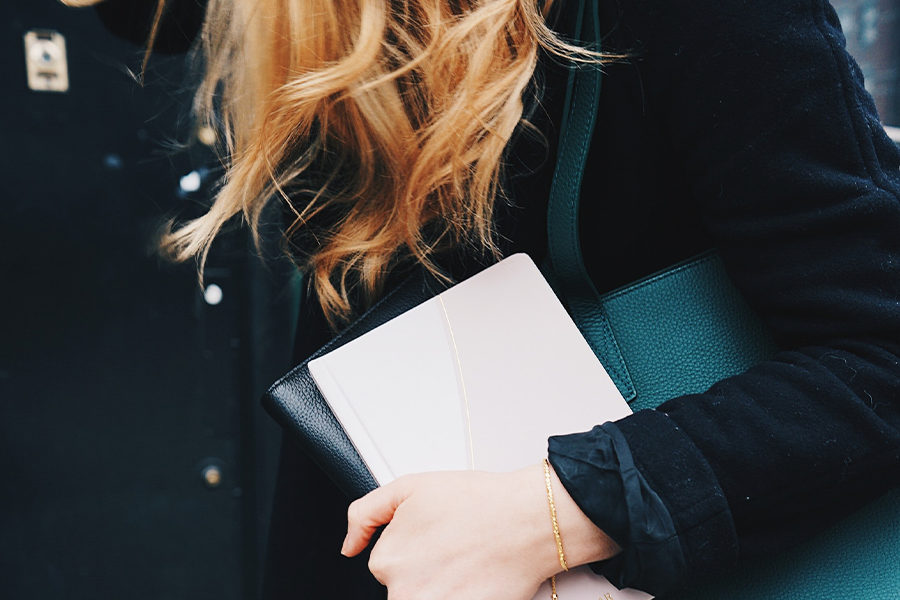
[24,30,69,93]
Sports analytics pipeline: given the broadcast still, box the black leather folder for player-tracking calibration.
[260,268,445,499]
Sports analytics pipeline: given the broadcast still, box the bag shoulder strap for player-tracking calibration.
[544,0,636,400]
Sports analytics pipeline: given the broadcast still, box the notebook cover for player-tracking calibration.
[261,266,444,499]
[306,254,650,600]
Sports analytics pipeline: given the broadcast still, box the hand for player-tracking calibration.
[342,463,621,600]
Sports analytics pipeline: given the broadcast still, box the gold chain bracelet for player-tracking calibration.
[543,458,568,600]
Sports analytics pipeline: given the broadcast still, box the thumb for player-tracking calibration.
[341,479,411,557]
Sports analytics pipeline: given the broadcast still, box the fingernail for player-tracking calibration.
[340,533,350,556]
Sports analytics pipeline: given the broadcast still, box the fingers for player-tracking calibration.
[341,478,411,557]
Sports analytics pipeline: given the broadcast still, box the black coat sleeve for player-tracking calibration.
[549,0,900,594]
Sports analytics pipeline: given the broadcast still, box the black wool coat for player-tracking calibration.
[96,0,900,596]
[269,0,900,597]
[540,0,900,594]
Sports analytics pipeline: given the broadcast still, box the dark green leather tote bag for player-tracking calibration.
[545,0,900,597]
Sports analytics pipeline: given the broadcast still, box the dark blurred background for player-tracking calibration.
[1,1,297,599]
[833,0,900,126]
[1,1,898,599]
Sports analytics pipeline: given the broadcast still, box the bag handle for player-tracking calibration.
[544,0,636,400]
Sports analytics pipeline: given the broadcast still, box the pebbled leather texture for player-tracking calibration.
[599,251,779,411]
[668,486,900,600]
[570,294,636,400]
[261,268,446,499]
[590,253,900,599]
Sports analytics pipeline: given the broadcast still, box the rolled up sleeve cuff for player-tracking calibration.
[548,409,738,596]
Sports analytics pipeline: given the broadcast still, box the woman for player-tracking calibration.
[77,0,900,597]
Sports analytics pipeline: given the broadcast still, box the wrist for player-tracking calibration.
[542,460,621,572]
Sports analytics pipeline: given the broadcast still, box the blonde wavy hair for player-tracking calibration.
[152,0,598,325]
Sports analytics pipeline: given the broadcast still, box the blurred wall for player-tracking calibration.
[832,0,900,124]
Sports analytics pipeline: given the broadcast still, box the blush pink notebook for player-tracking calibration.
[308,253,652,600]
